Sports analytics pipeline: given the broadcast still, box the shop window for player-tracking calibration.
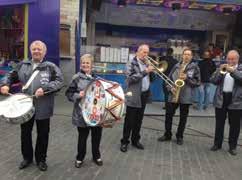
[60,24,71,57]
[0,5,24,62]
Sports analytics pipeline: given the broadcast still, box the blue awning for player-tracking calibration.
[0,0,37,6]
[197,0,242,5]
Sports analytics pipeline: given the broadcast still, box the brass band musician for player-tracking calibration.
[157,48,201,145]
[210,50,242,155]
[120,44,155,152]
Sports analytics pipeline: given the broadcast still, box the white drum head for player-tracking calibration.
[4,94,33,118]
[80,79,125,127]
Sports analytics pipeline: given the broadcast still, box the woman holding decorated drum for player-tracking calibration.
[65,54,103,168]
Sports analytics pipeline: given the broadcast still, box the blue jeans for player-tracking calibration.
[198,83,213,110]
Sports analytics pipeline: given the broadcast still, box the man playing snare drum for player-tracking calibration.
[0,40,64,171]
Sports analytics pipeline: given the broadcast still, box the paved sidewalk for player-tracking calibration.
[0,93,241,180]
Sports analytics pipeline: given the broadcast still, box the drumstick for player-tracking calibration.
[17,91,52,101]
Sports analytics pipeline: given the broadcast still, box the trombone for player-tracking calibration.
[144,56,184,89]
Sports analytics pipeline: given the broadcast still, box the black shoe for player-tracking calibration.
[120,144,128,152]
[157,135,171,142]
[176,138,183,145]
[228,149,237,156]
[210,145,221,151]
[19,160,32,170]
[37,161,48,171]
[75,160,83,168]
[132,142,144,150]
[93,158,103,166]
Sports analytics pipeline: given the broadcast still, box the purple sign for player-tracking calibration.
[28,0,60,65]
[0,0,37,6]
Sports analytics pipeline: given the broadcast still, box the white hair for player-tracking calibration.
[80,54,94,63]
[30,40,47,54]
[227,50,240,61]
[137,44,149,52]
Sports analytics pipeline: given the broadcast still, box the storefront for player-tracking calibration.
[79,0,242,101]
[0,0,60,80]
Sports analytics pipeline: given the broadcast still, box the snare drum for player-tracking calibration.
[80,79,125,127]
[0,93,35,124]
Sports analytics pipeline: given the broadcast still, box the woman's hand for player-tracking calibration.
[79,91,85,97]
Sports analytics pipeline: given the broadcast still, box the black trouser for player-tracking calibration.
[163,84,168,103]
[214,93,242,149]
[121,91,148,145]
[76,126,102,161]
[164,102,190,139]
[21,116,50,163]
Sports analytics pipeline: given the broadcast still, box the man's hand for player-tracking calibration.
[35,88,44,97]
[79,91,85,98]
[0,86,10,95]
[145,65,155,73]
[226,65,235,73]
[171,87,176,95]
[179,72,187,80]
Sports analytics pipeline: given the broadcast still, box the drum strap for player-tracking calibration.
[22,70,40,90]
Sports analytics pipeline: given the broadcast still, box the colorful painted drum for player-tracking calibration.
[80,78,125,127]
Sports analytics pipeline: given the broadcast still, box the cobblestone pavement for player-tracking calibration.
[0,94,241,180]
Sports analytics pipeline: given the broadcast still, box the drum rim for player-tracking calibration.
[0,93,34,123]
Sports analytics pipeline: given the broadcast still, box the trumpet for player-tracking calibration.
[220,64,233,74]
[144,56,185,93]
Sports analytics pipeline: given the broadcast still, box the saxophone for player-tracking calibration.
[172,63,186,103]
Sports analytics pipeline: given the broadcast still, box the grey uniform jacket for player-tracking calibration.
[0,60,64,119]
[65,71,96,127]
[210,64,242,110]
[167,61,201,104]
[125,57,155,108]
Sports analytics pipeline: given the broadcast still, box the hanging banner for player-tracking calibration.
[0,0,37,6]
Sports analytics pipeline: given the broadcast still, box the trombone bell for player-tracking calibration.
[157,61,168,73]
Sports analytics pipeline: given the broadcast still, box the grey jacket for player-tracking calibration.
[167,61,201,104]
[65,71,96,127]
[0,60,64,119]
[125,57,154,108]
[210,64,242,109]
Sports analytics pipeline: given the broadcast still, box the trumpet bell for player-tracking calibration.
[220,67,227,74]
[175,79,185,88]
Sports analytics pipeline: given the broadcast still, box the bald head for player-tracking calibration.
[136,44,149,61]
[30,40,47,62]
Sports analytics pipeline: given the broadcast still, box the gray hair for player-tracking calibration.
[137,44,149,52]
[227,50,240,61]
[30,40,47,54]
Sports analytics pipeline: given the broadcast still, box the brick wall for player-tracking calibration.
[60,0,79,58]
[60,0,80,85]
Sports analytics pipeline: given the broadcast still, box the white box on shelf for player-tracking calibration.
[121,48,129,63]
[100,46,106,62]
[105,47,110,62]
